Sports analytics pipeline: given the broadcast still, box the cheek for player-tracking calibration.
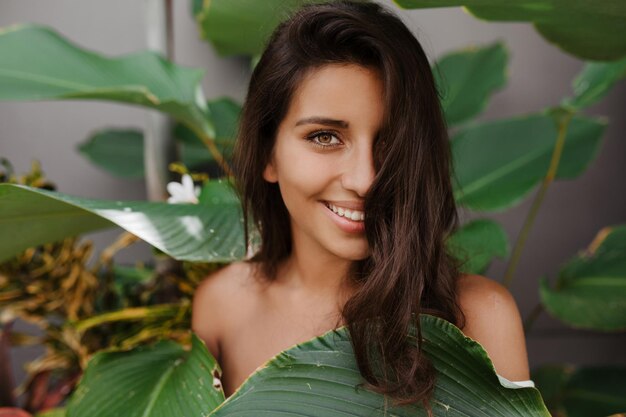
[277,149,332,196]
[277,158,333,221]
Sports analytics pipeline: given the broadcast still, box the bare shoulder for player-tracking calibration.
[456,274,530,381]
[191,261,256,361]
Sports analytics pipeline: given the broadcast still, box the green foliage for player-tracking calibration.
[434,42,508,126]
[2,0,626,415]
[532,364,626,417]
[540,225,626,331]
[393,0,626,61]
[67,316,550,416]
[175,97,240,169]
[77,129,145,178]
[564,57,626,109]
[194,0,330,57]
[0,183,245,263]
[198,178,239,206]
[197,0,626,61]
[451,113,605,211]
[447,219,509,274]
[67,334,224,417]
[0,24,213,139]
[76,97,241,178]
[111,265,155,303]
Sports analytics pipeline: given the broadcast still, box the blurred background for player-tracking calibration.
[1,0,625,400]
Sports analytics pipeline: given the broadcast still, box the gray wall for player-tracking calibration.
[1,0,625,400]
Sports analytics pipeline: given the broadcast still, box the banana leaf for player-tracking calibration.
[0,25,213,139]
[0,183,244,263]
[67,315,550,416]
[66,334,224,417]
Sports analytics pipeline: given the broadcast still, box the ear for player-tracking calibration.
[262,159,278,183]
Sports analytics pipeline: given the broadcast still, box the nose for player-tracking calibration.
[341,140,376,198]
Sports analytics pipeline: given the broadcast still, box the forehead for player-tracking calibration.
[283,63,385,127]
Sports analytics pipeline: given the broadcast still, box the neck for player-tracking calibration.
[278,234,358,303]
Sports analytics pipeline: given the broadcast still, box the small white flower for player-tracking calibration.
[167,174,200,204]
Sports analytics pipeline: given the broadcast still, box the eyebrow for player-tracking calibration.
[294,117,349,128]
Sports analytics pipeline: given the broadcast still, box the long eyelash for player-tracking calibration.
[305,130,342,148]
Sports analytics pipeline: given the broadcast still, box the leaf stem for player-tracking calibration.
[72,303,182,333]
[197,130,235,177]
[503,109,574,288]
[96,231,140,269]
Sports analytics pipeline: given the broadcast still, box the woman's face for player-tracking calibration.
[263,63,384,261]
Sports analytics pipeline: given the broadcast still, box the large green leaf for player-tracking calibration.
[77,129,145,178]
[213,314,549,416]
[76,97,240,177]
[434,42,508,126]
[563,57,626,110]
[532,365,626,417]
[0,25,213,139]
[66,334,225,417]
[394,1,626,61]
[0,183,244,263]
[198,178,240,206]
[452,113,606,212]
[447,218,509,274]
[175,97,241,168]
[194,0,330,57]
[540,225,626,331]
[67,316,549,416]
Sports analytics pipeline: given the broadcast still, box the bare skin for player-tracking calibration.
[191,63,530,397]
[192,262,531,398]
[192,260,354,396]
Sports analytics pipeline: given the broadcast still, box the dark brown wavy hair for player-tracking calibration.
[231,0,464,409]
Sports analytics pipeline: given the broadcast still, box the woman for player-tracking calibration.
[192,0,531,409]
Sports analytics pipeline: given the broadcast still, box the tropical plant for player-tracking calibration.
[1,0,625,416]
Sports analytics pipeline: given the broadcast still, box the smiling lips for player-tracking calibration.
[324,201,365,221]
[322,201,366,234]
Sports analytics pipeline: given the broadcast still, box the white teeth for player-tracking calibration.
[326,202,365,222]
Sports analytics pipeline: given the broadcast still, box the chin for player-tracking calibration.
[333,244,370,261]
